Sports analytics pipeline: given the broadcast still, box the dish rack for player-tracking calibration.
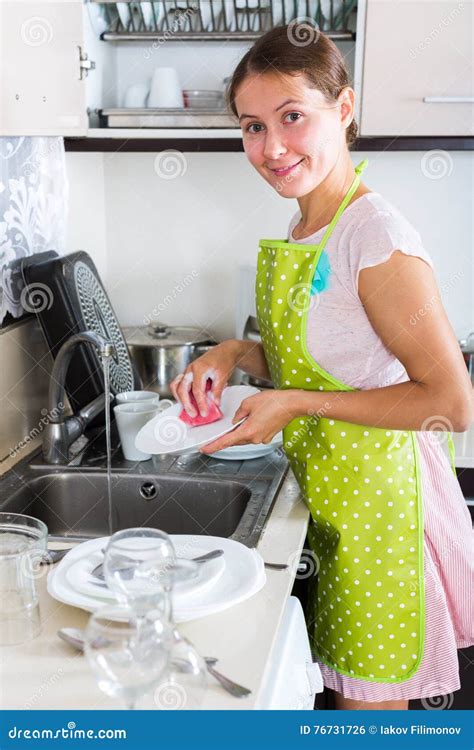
[91,1,357,41]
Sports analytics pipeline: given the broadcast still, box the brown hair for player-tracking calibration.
[226,24,358,148]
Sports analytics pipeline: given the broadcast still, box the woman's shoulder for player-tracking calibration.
[345,193,435,278]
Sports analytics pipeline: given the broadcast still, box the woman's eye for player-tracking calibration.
[285,112,302,123]
[246,123,264,134]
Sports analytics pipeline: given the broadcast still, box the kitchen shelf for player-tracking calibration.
[92,0,356,41]
[65,132,474,152]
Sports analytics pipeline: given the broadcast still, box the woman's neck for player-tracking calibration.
[294,153,372,240]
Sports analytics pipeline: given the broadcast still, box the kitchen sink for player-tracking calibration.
[2,472,251,539]
[0,433,288,547]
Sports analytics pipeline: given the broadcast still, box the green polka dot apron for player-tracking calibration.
[256,157,457,683]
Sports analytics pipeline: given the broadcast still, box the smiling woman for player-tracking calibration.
[169,24,474,712]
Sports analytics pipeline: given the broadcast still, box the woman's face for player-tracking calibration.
[234,72,353,198]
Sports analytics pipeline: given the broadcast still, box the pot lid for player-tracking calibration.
[122,323,216,347]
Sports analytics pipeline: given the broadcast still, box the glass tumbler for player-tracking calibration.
[0,513,47,646]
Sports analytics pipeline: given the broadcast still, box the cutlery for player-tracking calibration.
[90,548,224,581]
[40,548,71,566]
[57,628,251,697]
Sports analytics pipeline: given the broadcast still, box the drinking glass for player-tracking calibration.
[153,628,208,710]
[103,528,199,620]
[84,604,171,709]
[0,513,47,645]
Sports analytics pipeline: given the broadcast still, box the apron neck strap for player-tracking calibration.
[318,158,369,251]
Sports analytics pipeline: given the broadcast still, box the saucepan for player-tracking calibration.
[121,323,218,399]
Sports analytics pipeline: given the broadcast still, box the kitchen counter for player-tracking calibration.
[0,469,310,711]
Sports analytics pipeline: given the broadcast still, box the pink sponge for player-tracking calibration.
[179,379,223,427]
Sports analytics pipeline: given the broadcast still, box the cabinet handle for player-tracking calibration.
[423,96,474,103]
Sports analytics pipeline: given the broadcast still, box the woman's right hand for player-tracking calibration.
[169,339,243,418]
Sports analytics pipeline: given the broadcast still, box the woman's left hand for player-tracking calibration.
[199,389,301,454]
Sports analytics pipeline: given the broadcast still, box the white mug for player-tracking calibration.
[123,81,150,108]
[116,390,160,406]
[114,400,172,461]
[147,67,184,109]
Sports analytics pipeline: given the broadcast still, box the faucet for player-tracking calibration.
[42,331,116,465]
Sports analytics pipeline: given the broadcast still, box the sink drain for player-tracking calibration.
[139,482,158,500]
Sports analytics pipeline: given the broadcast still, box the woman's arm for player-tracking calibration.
[229,339,272,382]
[293,250,473,432]
[200,250,473,454]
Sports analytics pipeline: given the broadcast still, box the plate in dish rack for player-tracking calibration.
[135,385,260,456]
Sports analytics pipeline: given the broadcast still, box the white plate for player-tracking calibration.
[48,535,265,622]
[135,385,260,456]
[64,540,226,602]
[209,432,284,461]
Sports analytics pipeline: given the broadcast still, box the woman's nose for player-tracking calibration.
[262,133,287,161]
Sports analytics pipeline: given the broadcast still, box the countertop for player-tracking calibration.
[0,469,310,711]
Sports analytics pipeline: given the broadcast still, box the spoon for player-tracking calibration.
[57,628,251,698]
[40,548,71,566]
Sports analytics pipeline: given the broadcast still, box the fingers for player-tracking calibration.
[208,373,227,408]
[169,373,184,402]
[199,425,249,454]
[232,397,252,425]
[177,371,197,417]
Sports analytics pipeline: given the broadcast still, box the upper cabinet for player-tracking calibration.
[358,0,473,136]
[0,1,88,136]
[1,1,472,142]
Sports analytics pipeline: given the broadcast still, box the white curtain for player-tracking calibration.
[0,137,68,324]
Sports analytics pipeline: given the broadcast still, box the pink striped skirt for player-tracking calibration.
[315,431,474,702]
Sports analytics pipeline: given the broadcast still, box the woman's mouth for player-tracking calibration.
[269,158,305,177]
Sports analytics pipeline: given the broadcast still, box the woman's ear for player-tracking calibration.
[338,86,355,130]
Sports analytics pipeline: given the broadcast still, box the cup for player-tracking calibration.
[116,390,160,406]
[123,81,150,108]
[114,400,171,461]
[0,513,48,646]
[147,67,184,109]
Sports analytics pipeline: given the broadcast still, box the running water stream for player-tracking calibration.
[101,355,113,535]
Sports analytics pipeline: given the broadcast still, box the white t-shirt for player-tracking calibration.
[287,192,434,390]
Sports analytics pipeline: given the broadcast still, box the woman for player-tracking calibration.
[170,25,473,710]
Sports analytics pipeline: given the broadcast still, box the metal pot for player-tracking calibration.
[121,323,218,399]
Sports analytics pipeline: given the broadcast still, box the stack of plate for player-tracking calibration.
[48,535,265,623]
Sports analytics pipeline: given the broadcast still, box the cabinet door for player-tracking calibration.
[0,1,87,136]
[360,0,473,136]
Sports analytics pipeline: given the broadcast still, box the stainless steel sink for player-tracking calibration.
[0,434,288,547]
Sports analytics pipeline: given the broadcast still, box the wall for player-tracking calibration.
[65,149,473,341]
[0,319,52,470]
